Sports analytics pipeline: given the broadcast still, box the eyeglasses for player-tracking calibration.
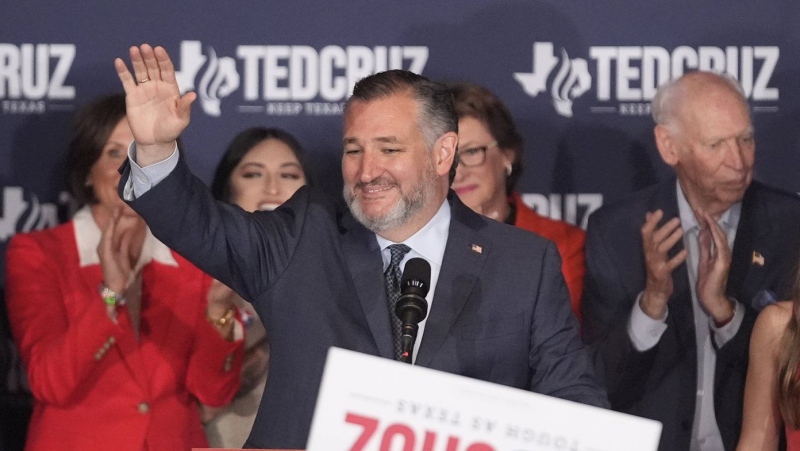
[456,141,498,167]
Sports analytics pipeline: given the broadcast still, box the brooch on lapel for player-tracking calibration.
[471,244,483,254]
[751,251,765,267]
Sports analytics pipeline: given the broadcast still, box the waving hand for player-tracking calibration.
[114,44,196,165]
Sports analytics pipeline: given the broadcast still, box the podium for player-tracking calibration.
[306,348,662,450]
[198,348,662,451]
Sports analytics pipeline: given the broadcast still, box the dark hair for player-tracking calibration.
[210,127,312,203]
[346,70,459,183]
[449,82,524,196]
[65,93,127,206]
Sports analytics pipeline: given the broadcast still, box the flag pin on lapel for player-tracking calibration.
[752,251,765,267]
[471,244,483,254]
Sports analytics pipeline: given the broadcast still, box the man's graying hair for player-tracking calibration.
[651,71,749,133]
[346,70,458,147]
[345,70,459,183]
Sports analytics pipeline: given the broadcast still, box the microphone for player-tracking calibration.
[395,257,431,364]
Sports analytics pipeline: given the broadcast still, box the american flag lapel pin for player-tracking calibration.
[471,244,483,254]
[752,251,765,267]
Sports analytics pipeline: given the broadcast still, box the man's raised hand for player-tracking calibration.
[114,44,196,166]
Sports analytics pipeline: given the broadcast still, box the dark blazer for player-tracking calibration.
[512,192,586,323]
[582,178,800,451]
[123,157,608,449]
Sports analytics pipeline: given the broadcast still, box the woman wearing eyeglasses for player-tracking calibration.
[449,82,586,323]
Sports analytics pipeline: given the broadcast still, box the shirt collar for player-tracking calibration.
[676,180,742,232]
[375,199,450,268]
[73,205,178,269]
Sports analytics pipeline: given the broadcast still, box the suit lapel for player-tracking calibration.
[341,215,395,359]
[728,184,771,303]
[416,195,487,367]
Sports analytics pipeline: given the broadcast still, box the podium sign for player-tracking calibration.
[307,348,660,451]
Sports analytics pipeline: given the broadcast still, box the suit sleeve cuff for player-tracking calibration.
[124,142,179,199]
[628,291,668,351]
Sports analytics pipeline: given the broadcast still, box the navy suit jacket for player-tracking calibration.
[582,178,800,451]
[123,157,608,448]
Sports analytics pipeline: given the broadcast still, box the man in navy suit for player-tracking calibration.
[115,44,608,448]
[582,71,800,451]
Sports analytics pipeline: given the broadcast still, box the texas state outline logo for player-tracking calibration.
[514,42,591,118]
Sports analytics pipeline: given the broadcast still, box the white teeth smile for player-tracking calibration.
[259,203,280,211]
[364,186,393,193]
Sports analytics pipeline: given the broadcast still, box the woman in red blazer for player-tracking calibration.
[449,83,586,322]
[4,94,244,451]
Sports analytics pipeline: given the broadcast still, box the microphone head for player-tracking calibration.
[401,257,431,297]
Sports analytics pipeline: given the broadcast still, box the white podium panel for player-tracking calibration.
[307,348,661,451]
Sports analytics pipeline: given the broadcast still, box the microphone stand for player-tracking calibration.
[399,325,418,364]
[394,257,431,364]
[396,292,427,364]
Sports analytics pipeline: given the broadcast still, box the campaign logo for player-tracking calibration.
[521,192,602,230]
[173,40,429,117]
[0,43,76,115]
[0,187,70,242]
[515,42,780,117]
[514,43,591,118]
[175,41,240,117]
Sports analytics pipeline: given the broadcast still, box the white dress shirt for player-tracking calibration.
[376,200,450,364]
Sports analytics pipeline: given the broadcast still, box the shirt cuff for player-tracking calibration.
[125,141,179,199]
[710,299,744,348]
[628,291,668,352]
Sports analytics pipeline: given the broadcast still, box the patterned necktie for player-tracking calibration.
[384,244,411,360]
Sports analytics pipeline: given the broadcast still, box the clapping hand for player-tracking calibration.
[207,279,236,321]
[98,208,145,294]
[206,279,238,341]
[640,209,688,319]
[695,210,735,324]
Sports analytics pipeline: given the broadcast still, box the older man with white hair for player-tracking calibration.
[582,71,800,451]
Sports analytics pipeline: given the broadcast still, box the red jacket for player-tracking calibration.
[511,192,586,323]
[5,219,243,451]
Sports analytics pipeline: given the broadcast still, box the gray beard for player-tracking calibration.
[343,165,436,234]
